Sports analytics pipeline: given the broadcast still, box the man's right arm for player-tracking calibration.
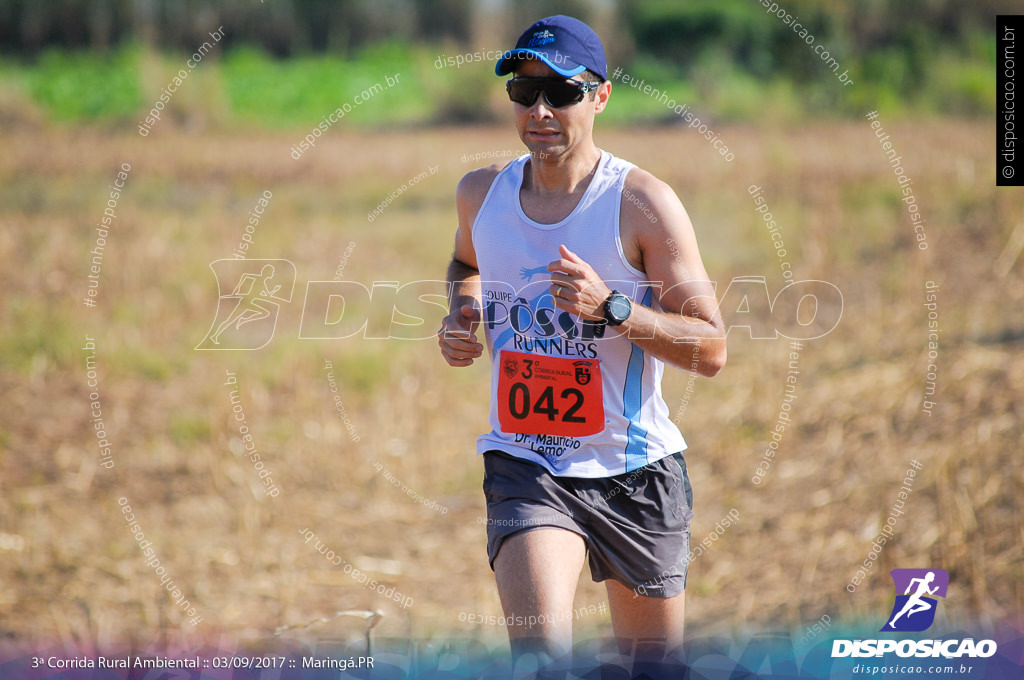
[437,167,500,367]
[447,171,481,315]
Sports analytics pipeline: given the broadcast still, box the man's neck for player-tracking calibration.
[523,144,602,197]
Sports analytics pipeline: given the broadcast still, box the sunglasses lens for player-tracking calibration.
[507,79,586,108]
[544,81,584,107]
[507,80,540,107]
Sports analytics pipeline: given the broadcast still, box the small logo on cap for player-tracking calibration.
[528,30,556,47]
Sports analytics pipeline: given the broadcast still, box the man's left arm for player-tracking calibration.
[547,176,726,376]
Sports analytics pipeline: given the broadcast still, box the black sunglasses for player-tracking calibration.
[505,77,601,108]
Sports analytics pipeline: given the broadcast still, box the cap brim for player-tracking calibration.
[495,48,588,77]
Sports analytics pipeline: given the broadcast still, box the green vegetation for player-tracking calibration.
[0,0,997,127]
[18,47,144,121]
[221,42,434,127]
[0,38,995,129]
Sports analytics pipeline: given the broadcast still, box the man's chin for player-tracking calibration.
[523,140,565,159]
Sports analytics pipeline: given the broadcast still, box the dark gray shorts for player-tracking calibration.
[482,449,694,598]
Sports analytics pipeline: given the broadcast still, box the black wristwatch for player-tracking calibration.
[603,290,632,326]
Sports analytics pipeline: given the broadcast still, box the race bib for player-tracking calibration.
[497,350,604,437]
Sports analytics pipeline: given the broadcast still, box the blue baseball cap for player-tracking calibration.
[495,15,607,81]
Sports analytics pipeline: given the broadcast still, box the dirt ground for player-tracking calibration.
[0,120,1021,655]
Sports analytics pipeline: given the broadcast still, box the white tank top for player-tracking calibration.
[472,150,687,477]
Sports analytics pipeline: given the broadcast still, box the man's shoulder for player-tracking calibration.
[457,160,515,202]
[622,166,678,206]
[619,166,686,230]
[455,159,518,229]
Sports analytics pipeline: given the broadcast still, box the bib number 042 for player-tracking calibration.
[506,383,585,422]
[497,350,604,437]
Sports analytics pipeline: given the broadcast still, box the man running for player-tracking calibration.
[437,15,726,670]
[210,264,283,344]
[888,571,939,628]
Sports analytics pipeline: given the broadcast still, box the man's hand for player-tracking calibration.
[438,304,483,367]
[548,244,612,322]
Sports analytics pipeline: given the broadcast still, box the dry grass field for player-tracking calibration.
[0,118,1021,656]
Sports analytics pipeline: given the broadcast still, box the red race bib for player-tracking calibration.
[497,350,604,437]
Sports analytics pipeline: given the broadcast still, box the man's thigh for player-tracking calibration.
[493,528,586,658]
[493,527,587,614]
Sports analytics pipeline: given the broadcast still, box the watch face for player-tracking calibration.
[607,294,631,324]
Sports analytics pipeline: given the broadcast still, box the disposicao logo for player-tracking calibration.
[881,568,947,632]
[832,568,997,659]
[196,259,296,350]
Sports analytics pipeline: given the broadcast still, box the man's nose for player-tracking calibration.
[529,96,554,119]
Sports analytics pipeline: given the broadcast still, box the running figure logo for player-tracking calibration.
[519,264,549,281]
[881,568,949,632]
[196,259,296,350]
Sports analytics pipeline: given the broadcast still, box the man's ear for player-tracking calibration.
[593,80,611,114]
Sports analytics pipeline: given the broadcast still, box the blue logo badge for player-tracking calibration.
[881,568,949,632]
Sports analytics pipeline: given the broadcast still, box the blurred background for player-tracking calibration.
[1,0,1021,663]
[0,0,1002,126]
